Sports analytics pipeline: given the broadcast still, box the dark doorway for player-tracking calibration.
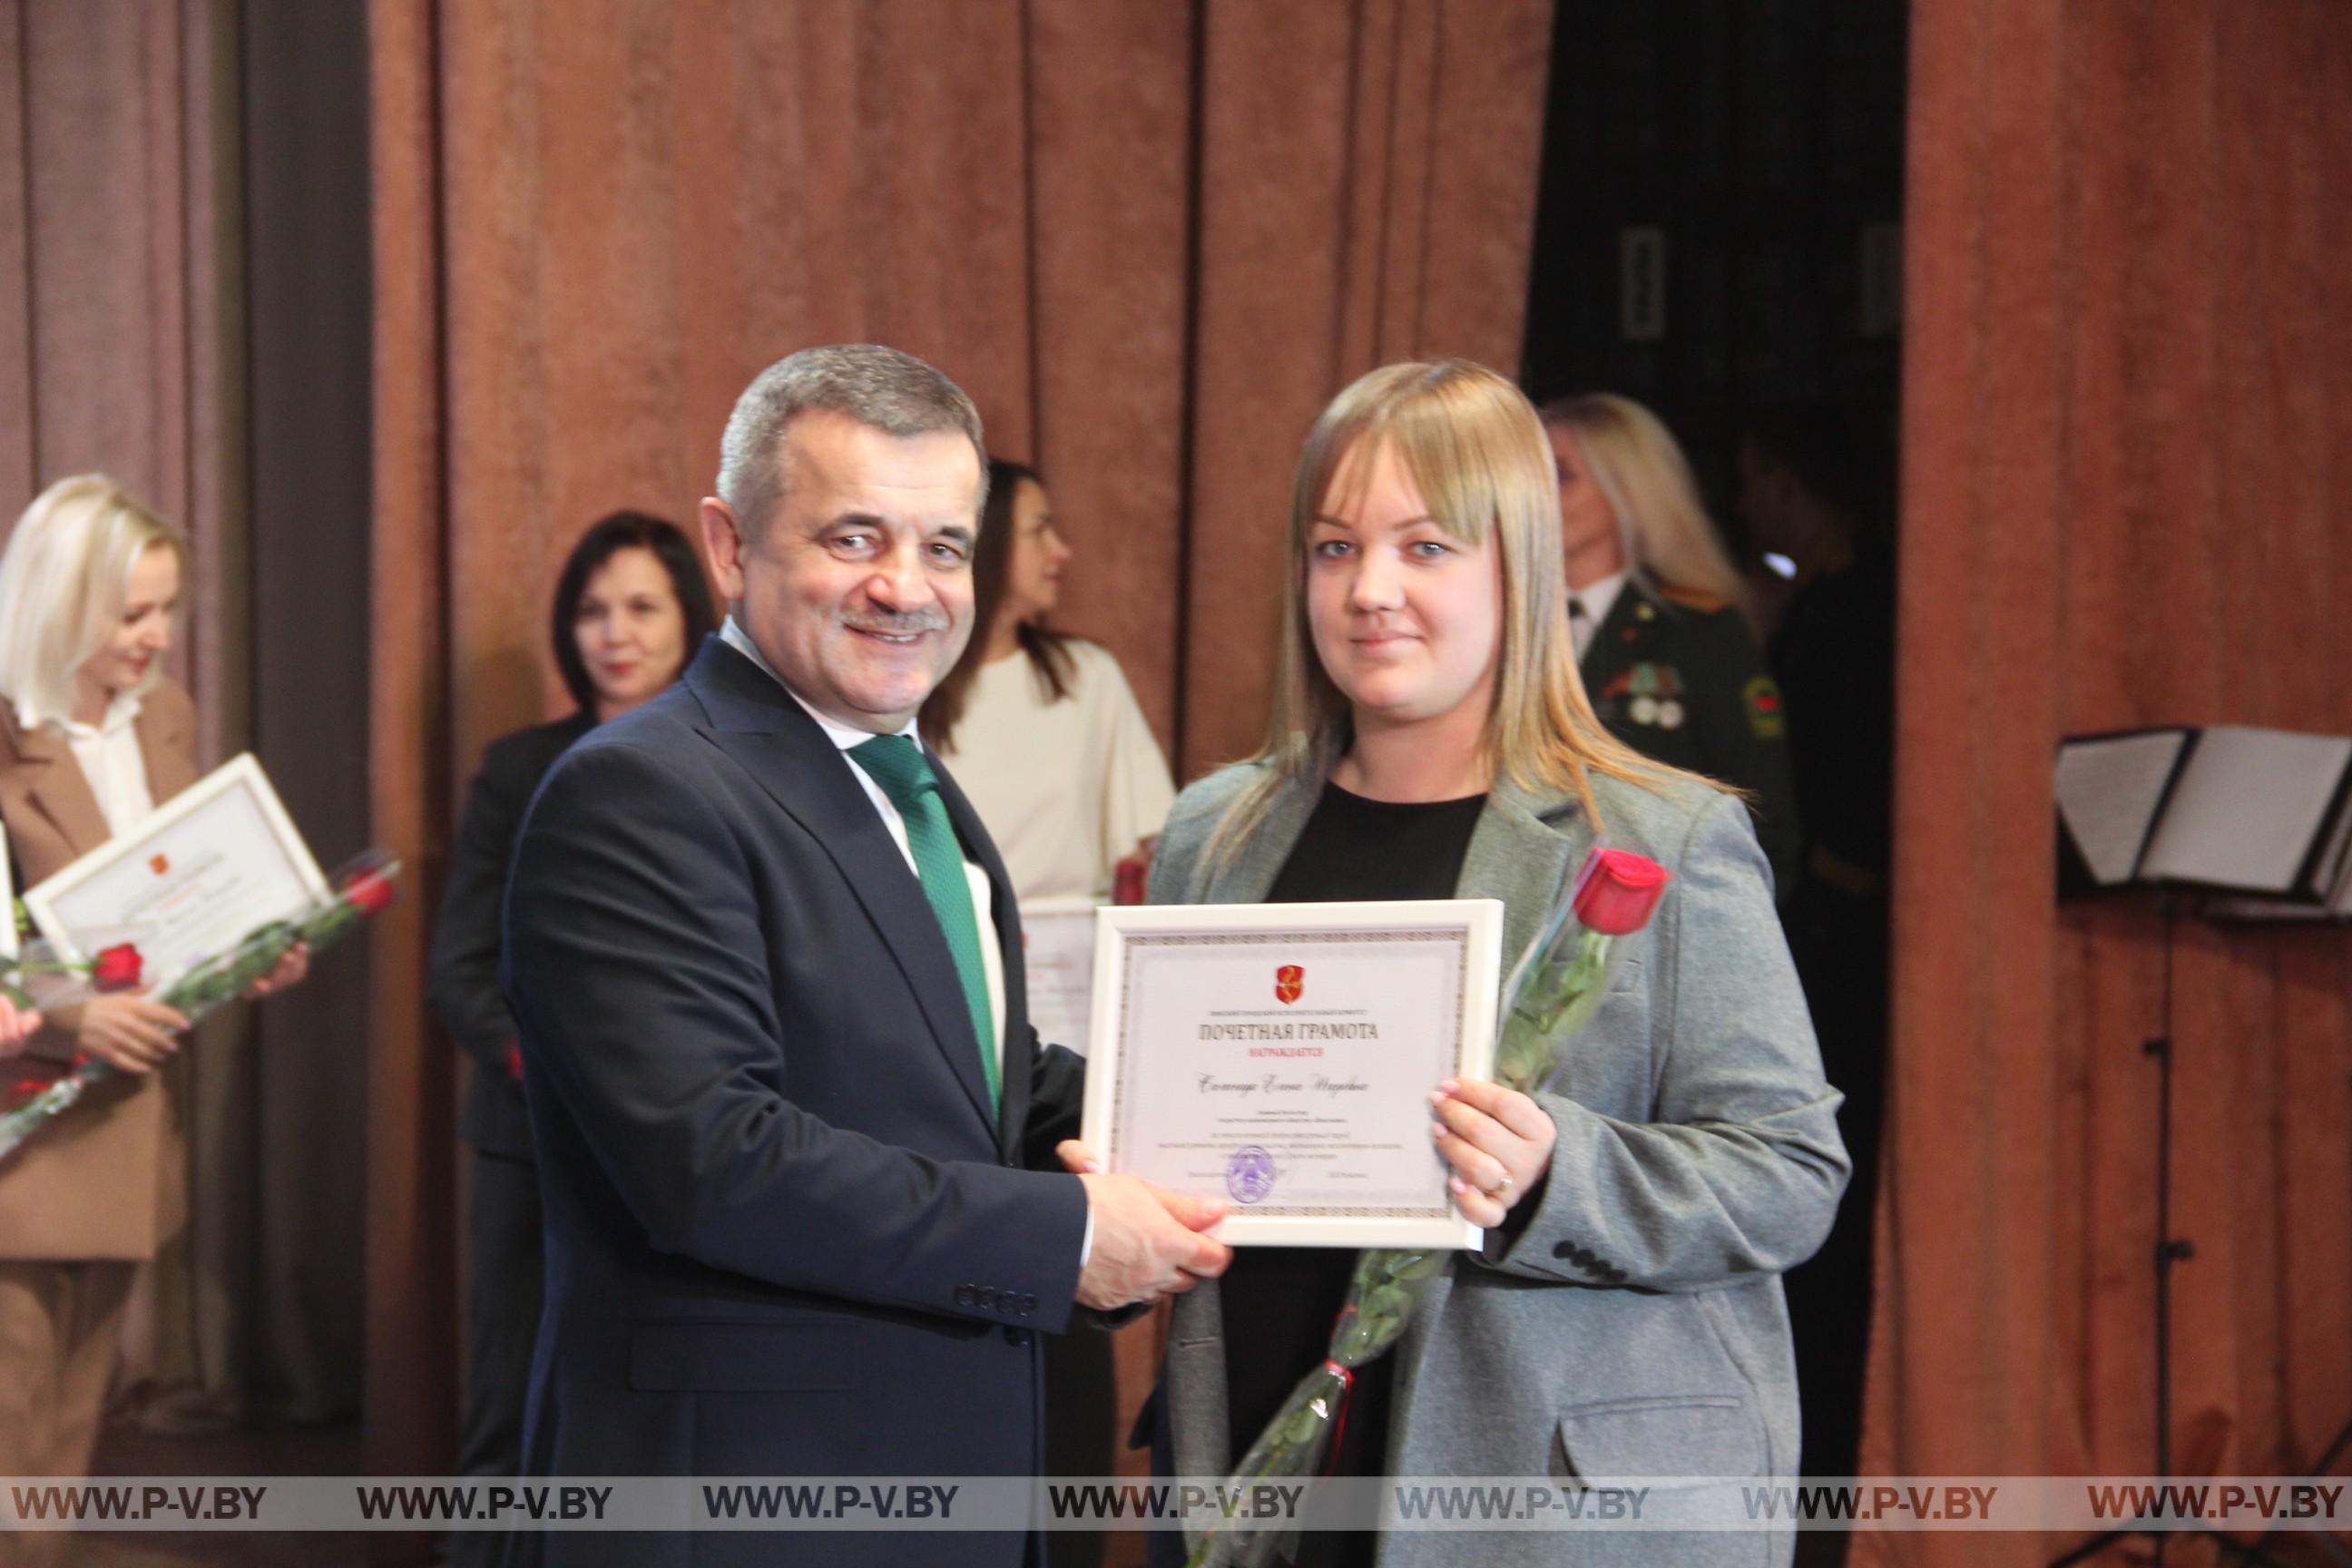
[1521,0,1905,495]
[1521,4,1907,1543]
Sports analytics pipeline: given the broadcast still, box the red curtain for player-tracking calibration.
[1865,3,2352,1561]
[367,0,1552,1488]
[0,0,322,1422]
[0,0,238,749]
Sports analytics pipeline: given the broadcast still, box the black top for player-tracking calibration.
[1220,781,1485,1563]
[427,710,596,1158]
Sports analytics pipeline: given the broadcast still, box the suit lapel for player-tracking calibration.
[1198,776,1320,905]
[1459,780,1590,995]
[134,691,197,804]
[16,722,110,858]
[5,684,198,862]
[685,643,999,1132]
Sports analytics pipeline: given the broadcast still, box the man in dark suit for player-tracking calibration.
[501,345,1230,1568]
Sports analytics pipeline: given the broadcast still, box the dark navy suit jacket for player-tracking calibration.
[502,638,1091,1567]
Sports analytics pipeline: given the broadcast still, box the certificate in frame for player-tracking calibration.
[1020,895,1102,1057]
[1081,898,1503,1250]
[23,753,329,988]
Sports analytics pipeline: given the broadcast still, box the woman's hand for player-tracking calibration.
[1431,1078,1558,1230]
[1055,1139,1103,1175]
[0,995,40,1056]
[243,941,309,999]
[60,993,191,1073]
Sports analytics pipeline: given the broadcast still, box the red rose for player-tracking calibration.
[1572,848,1671,936]
[1112,837,1158,906]
[91,944,144,993]
[340,868,397,917]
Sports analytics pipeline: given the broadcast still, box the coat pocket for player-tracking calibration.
[628,1318,862,1393]
[1556,1393,1760,1485]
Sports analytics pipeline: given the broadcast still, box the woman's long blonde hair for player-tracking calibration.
[1541,392,1749,614]
[1214,362,1705,860]
[0,475,186,730]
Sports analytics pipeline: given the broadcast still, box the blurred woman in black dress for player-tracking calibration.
[426,511,715,1567]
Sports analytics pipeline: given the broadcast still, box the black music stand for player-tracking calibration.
[2045,897,2286,1568]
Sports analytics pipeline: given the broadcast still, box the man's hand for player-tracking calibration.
[1073,1173,1231,1310]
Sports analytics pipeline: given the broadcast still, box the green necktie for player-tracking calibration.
[848,734,998,1116]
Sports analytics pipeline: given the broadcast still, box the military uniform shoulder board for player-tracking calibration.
[1657,583,1730,612]
[1743,674,1788,740]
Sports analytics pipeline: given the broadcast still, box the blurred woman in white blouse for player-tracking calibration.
[919,459,1175,1562]
[921,459,1175,903]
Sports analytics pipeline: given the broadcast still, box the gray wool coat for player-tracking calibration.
[1148,761,1850,1567]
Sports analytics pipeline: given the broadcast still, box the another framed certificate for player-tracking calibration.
[1021,895,1101,1057]
[23,754,329,990]
[1080,899,1504,1250]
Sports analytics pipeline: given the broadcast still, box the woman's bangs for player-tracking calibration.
[1392,397,1518,548]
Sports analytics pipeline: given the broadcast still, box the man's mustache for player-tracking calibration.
[840,610,952,635]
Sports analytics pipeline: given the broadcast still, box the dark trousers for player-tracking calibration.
[453,1149,544,1568]
[1042,1328,1116,1568]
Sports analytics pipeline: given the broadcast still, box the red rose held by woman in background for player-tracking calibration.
[91,944,144,994]
[340,867,397,917]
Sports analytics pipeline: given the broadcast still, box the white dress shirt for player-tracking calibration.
[719,618,1006,1073]
[719,620,1093,1269]
[1569,569,1629,661]
[50,691,153,836]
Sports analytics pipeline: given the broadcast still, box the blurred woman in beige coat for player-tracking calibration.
[0,476,302,1562]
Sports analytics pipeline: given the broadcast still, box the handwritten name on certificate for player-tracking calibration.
[1081,900,1501,1249]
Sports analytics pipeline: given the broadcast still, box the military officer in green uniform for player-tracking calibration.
[1543,394,1803,896]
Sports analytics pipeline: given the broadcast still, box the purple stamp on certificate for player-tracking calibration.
[1226,1145,1277,1205]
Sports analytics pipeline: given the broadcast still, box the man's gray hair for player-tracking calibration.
[715,344,988,534]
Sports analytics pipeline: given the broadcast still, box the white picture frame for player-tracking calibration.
[22,753,329,991]
[1080,898,1503,1250]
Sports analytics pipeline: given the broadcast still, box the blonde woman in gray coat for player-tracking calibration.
[1091,362,1848,1568]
